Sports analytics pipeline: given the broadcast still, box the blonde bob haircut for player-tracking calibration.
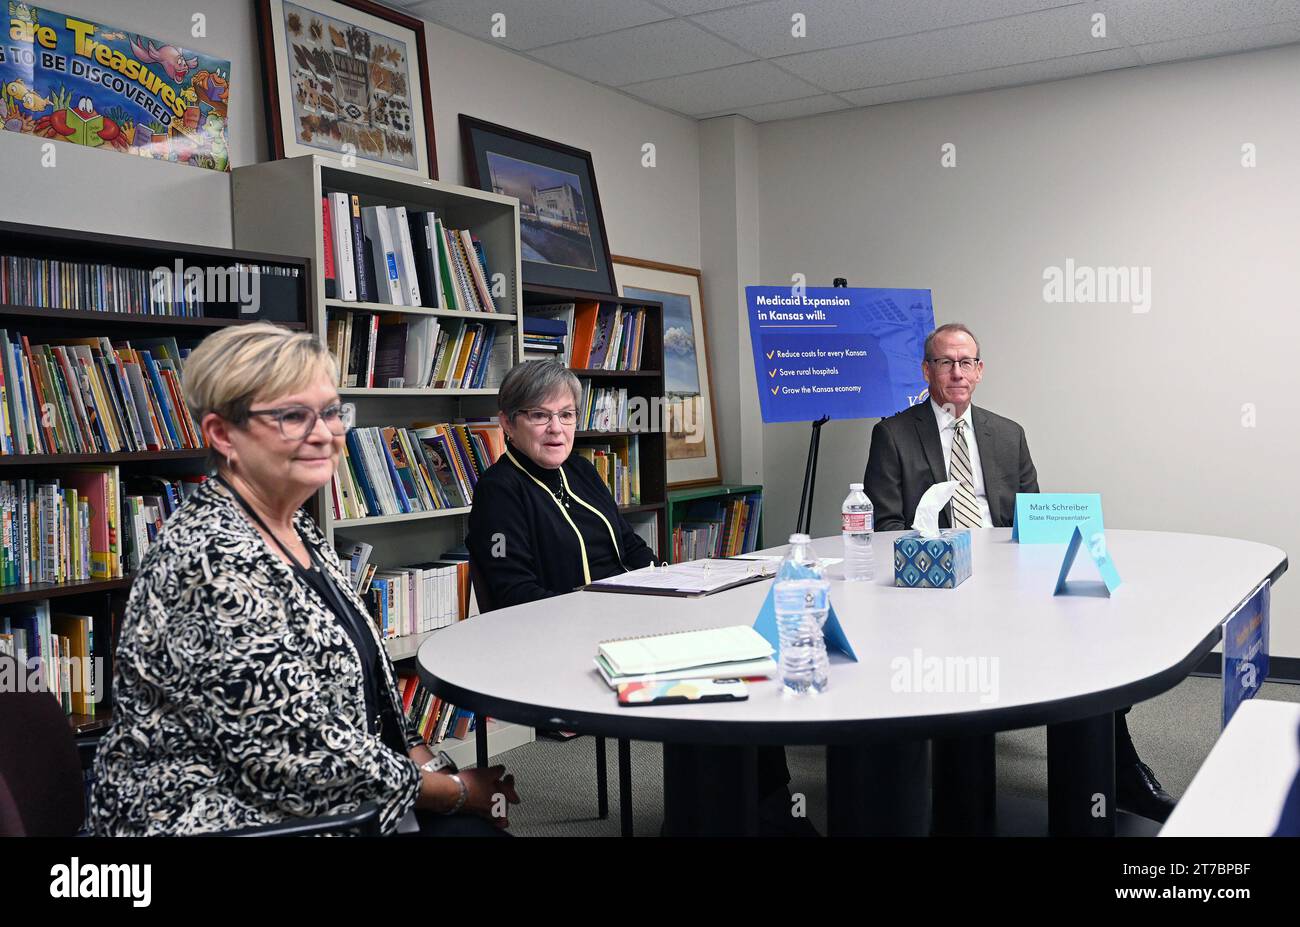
[184,322,338,429]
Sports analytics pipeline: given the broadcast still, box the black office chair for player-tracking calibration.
[0,667,380,837]
[469,560,634,837]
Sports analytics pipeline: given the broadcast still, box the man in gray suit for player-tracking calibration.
[864,322,1176,823]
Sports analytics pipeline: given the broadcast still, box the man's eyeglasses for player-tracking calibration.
[247,402,356,440]
[517,408,578,427]
[926,357,981,373]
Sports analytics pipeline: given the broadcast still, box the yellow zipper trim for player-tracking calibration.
[504,446,592,584]
[558,465,625,570]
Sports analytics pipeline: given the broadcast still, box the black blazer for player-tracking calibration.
[864,401,1039,531]
[466,446,656,609]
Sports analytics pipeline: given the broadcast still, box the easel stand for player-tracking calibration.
[794,415,830,536]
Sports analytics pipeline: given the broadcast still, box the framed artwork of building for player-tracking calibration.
[257,0,438,179]
[460,115,616,296]
[614,256,721,488]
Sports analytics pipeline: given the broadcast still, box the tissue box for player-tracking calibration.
[894,530,973,588]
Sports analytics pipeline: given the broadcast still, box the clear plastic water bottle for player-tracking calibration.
[842,482,875,581]
[774,534,830,695]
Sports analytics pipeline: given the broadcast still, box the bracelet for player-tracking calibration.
[443,773,468,816]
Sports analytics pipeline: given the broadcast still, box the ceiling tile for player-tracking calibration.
[529,19,754,86]
[652,0,764,13]
[622,59,823,115]
[774,5,1125,90]
[1108,0,1300,45]
[1132,20,1300,65]
[405,0,671,51]
[692,0,1074,58]
[718,94,853,122]
[838,46,1142,107]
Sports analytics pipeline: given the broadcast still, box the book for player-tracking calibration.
[597,624,774,676]
[361,205,404,305]
[348,194,373,302]
[388,205,422,307]
[328,191,358,301]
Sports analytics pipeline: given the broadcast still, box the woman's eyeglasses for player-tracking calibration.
[246,402,356,440]
[517,408,578,427]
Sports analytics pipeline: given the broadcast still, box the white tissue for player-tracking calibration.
[912,480,960,538]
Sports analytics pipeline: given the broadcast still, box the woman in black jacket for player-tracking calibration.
[467,361,656,606]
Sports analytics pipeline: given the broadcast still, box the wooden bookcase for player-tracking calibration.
[231,155,534,764]
[666,483,765,564]
[522,284,669,558]
[0,219,312,734]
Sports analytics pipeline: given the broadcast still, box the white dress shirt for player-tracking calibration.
[931,399,993,528]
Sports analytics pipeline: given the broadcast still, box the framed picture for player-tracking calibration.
[256,0,438,179]
[461,115,615,296]
[614,256,721,488]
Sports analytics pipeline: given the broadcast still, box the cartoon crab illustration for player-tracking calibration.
[35,96,130,149]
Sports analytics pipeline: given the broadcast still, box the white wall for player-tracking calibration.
[0,1,701,267]
[753,44,1300,656]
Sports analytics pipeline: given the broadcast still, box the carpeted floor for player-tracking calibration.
[490,676,1300,836]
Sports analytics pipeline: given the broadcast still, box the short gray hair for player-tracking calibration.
[497,360,581,419]
[924,323,980,360]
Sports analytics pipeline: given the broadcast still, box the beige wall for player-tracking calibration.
[751,44,1300,655]
[0,0,701,268]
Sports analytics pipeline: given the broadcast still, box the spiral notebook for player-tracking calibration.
[584,558,775,597]
[597,625,774,678]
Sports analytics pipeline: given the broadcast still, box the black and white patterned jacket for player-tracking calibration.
[90,479,422,836]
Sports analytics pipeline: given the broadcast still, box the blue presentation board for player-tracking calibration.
[745,286,935,423]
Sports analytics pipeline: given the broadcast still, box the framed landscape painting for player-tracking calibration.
[614,256,720,488]
[257,0,438,178]
[461,115,616,296]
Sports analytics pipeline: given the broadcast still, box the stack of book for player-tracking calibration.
[322,193,499,313]
[0,254,296,317]
[1,468,204,586]
[332,421,505,520]
[672,493,763,562]
[337,539,469,639]
[397,674,475,743]
[578,383,629,431]
[523,304,574,365]
[0,330,202,455]
[521,315,568,363]
[568,301,647,371]
[575,435,641,506]
[0,601,109,715]
[327,311,509,390]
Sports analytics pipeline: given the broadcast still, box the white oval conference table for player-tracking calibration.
[417,529,1287,836]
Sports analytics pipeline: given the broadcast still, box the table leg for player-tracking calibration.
[475,717,489,769]
[595,735,609,819]
[618,738,633,837]
[931,732,997,835]
[826,739,930,836]
[1047,713,1115,837]
[661,743,759,836]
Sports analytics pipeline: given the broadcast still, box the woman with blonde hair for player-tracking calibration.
[91,323,517,836]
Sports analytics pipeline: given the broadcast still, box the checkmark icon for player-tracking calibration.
[771,386,779,395]
[765,350,775,360]
[768,368,777,378]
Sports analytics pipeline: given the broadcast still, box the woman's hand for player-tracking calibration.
[457,765,521,828]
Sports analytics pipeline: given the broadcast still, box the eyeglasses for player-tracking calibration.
[517,408,578,427]
[926,357,981,373]
[247,402,356,440]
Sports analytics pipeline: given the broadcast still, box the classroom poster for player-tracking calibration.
[0,3,231,170]
[745,286,935,423]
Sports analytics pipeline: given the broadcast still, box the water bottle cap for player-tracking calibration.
[788,533,811,544]
[850,483,863,490]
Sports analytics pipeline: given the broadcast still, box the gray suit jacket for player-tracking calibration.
[863,401,1039,531]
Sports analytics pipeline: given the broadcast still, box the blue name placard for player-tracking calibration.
[753,585,858,662]
[1054,521,1122,596]
[1222,581,1270,728]
[745,286,935,423]
[1012,493,1103,543]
